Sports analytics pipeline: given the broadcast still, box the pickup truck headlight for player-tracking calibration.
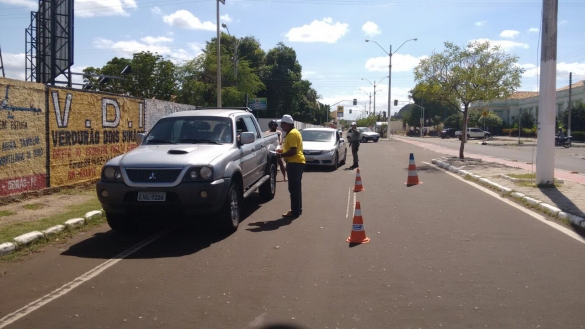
[184,166,213,181]
[102,166,123,182]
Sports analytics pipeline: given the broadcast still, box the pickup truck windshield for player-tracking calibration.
[145,117,233,145]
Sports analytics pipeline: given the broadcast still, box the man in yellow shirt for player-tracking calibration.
[276,114,305,218]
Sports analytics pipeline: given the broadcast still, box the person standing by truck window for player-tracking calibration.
[267,120,286,181]
[346,122,361,169]
[276,114,305,218]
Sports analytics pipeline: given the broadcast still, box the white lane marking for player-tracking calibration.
[0,229,172,328]
[244,312,267,328]
[346,187,352,219]
[424,161,585,245]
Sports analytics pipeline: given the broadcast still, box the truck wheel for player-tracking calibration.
[106,213,138,233]
[484,134,490,139]
[259,163,276,200]
[467,134,471,140]
[374,138,379,142]
[219,182,242,231]
[361,137,367,143]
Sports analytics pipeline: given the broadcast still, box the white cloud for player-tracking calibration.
[151,6,162,15]
[220,14,232,23]
[302,71,316,78]
[76,0,137,18]
[500,30,520,39]
[476,21,486,27]
[471,38,529,51]
[365,53,425,73]
[527,27,539,33]
[520,62,585,81]
[1,52,26,81]
[0,0,36,9]
[93,38,171,58]
[163,10,216,31]
[141,36,173,45]
[285,17,348,43]
[93,37,202,64]
[362,21,380,37]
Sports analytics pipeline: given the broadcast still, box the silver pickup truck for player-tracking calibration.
[96,108,279,232]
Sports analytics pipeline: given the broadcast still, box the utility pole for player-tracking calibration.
[0,45,5,78]
[568,72,572,136]
[535,0,558,185]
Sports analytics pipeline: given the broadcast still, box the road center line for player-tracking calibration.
[0,229,172,328]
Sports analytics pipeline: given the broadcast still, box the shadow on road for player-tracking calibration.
[538,186,585,238]
[61,194,270,259]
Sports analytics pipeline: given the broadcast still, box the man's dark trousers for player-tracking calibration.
[286,162,305,216]
[351,142,360,167]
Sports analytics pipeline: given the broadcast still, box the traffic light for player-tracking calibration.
[349,109,352,114]
[394,99,398,106]
[353,99,357,105]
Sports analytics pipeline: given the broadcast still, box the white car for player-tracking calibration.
[300,128,347,170]
[357,127,380,143]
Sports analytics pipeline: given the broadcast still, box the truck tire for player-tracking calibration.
[330,153,339,171]
[106,213,138,233]
[361,136,367,143]
[219,182,242,231]
[259,163,276,200]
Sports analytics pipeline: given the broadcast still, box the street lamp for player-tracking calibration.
[222,23,240,88]
[216,0,225,107]
[361,76,387,116]
[359,89,372,113]
[366,37,417,139]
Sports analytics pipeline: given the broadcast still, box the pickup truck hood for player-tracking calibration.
[361,132,379,136]
[117,144,232,167]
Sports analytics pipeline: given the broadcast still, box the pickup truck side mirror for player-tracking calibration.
[239,132,255,145]
[136,133,146,144]
[339,138,345,143]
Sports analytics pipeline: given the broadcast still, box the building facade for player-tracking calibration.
[470,80,585,125]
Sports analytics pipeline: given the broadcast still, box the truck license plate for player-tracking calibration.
[137,192,166,202]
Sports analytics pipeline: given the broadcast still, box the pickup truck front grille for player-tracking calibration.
[125,169,183,183]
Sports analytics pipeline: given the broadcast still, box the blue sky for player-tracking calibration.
[1,0,584,121]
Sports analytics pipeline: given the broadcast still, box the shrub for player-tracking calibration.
[570,131,585,141]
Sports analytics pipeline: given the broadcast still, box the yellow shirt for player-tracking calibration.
[282,128,305,164]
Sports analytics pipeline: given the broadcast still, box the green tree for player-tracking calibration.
[561,103,585,131]
[259,42,302,118]
[478,112,503,131]
[414,40,524,158]
[444,113,464,129]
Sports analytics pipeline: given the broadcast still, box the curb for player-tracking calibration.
[0,209,105,257]
[431,158,585,230]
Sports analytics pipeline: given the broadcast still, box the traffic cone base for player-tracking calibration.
[405,153,422,186]
[353,168,365,192]
[347,201,370,244]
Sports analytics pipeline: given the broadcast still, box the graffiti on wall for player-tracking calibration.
[144,99,197,132]
[0,78,47,196]
[48,88,145,186]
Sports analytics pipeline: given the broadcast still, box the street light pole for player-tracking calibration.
[362,76,387,117]
[216,0,225,107]
[222,23,240,88]
[366,38,417,139]
[359,89,372,113]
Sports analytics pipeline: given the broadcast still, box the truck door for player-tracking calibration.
[243,116,267,183]
[236,117,256,188]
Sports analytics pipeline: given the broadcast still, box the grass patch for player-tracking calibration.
[508,173,535,179]
[0,197,101,243]
[22,203,45,210]
[0,210,16,217]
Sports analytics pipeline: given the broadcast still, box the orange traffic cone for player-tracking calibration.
[405,153,423,187]
[353,168,365,192]
[347,201,370,244]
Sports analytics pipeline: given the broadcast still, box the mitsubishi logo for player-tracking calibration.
[148,172,156,180]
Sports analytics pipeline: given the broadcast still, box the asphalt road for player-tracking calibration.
[1,140,585,328]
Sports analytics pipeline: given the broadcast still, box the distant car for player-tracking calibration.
[300,128,347,170]
[357,127,380,143]
[440,128,457,139]
[455,128,491,140]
